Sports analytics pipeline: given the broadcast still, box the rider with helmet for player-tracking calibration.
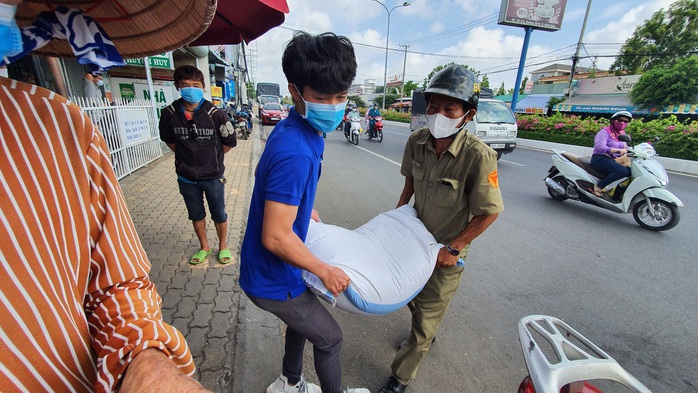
[379,64,504,393]
[367,103,381,138]
[590,110,633,196]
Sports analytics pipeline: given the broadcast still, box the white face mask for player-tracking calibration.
[426,112,468,139]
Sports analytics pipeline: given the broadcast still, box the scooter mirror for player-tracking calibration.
[619,134,632,144]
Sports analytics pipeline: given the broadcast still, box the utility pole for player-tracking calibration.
[399,43,409,101]
[566,0,593,99]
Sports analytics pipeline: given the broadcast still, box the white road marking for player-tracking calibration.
[499,159,526,167]
[355,145,401,166]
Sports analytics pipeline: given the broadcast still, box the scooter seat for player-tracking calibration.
[561,152,606,179]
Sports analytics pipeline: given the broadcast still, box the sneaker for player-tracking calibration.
[344,388,371,393]
[266,374,321,393]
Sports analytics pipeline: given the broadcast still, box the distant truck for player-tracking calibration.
[410,87,517,159]
[256,82,280,98]
[256,82,282,118]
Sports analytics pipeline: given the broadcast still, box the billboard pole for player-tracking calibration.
[510,26,533,113]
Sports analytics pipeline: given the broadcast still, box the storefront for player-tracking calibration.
[552,94,644,114]
[515,94,563,114]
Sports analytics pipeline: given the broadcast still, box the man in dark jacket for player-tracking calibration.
[159,65,237,265]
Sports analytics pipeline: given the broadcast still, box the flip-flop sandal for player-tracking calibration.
[218,249,233,264]
[588,187,603,197]
[190,249,212,265]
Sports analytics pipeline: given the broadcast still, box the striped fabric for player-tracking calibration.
[0,77,194,392]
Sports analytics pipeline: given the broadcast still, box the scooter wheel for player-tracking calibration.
[546,175,568,201]
[376,129,383,142]
[633,197,680,231]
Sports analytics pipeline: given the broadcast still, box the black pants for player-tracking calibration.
[590,154,631,188]
[246,290,344,393]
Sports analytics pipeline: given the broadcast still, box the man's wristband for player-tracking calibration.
[445,243,460,256]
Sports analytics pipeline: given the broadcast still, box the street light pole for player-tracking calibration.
[373,0,410,110]
[399,43,409,100]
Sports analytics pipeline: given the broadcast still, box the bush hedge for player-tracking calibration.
[517,113,698,161]
[368,109,698,162]
[359,108,411,123]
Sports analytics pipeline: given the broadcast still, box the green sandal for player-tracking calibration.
[190,249,212,265]
[218,249,233,264]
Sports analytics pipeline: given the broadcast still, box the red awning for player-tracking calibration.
[190,0,289,46]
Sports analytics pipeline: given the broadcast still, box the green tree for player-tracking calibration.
[421,62,482,88]
[546,96,567,114]
[402,80,419,98]
[610,0,698,74]
[480,74,490,89]
[348,95,366,108]
[372,94,399,109]
[246,82,255,100]
[495,82,507,96]
[519,76,529,95]
[630,55,698,109]
[374,86,384,94]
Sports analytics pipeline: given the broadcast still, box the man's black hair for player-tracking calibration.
[282,31,357,96]
[174,65,205,88]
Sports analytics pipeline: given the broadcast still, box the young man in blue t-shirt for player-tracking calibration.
[239,32,369,393]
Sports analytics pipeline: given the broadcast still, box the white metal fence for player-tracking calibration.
[72,97,162,180]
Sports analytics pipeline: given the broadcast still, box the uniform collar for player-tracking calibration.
[415,126,469,157]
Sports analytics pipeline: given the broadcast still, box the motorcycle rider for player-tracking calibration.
[590,110,632,196]
[343,104,355,136]
[368,103,381,138]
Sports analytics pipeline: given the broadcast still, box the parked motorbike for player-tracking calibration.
[518,315,651,393]
[367,115,383,142]
[235,111,251,140]
[344,117,362,146]
[544,135,682,231]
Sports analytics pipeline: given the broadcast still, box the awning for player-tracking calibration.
[209,51,231,67]
[515,94,562,114]
[17,0,217,59]
[190,0,289,46]
[552,94,647,114]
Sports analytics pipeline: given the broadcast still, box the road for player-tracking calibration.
[296,120,698,393]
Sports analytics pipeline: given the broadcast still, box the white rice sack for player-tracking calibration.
[303,205,441,315]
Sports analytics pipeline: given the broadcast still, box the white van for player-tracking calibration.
[410,89,517,159]
[463,98,517,159]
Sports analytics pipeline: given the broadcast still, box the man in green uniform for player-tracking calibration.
[379,64,504,393]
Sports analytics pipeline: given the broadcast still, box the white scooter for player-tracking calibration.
[517,315,652,393]
[344,116,362,146]
[544,135,683,231]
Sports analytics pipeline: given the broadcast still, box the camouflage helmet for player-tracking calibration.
[424,64,481,109]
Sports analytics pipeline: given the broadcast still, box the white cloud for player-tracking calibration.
[430,22,445,34]
[244,0,684,96]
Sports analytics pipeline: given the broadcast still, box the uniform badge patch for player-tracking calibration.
[488,170,499,189]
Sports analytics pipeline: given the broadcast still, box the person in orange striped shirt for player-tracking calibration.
[0,2,210,392]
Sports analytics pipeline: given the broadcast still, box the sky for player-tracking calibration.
[245,0,679,98]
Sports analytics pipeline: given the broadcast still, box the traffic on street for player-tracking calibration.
[302,120,698,393]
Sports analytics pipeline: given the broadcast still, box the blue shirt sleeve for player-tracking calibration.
[264,152,314,206]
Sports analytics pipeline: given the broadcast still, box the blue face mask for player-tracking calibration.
[296,86,347,132]
[96,79,104,87]
[0,4,23,62]
[180,86,204,104]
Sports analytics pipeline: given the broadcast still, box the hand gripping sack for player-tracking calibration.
[303,205,441,315]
